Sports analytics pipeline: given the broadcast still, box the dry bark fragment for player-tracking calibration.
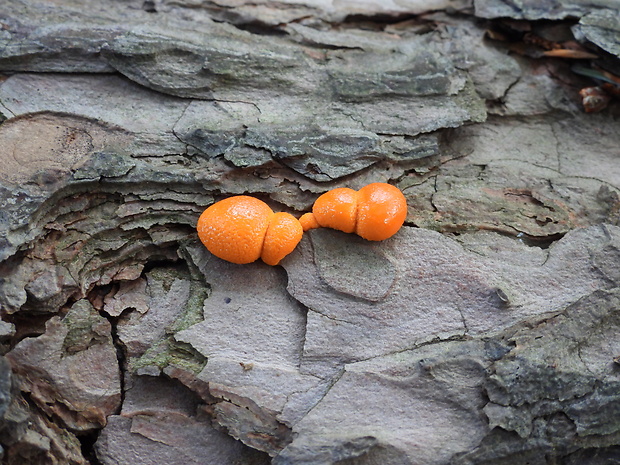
[6,300,121,432]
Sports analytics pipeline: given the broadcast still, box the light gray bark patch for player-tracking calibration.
[474,0,619,20]
[310,229,397,302]
[576,10,620,57]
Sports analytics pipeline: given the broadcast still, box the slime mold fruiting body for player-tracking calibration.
[197,196,303,265]
[299,183,407,241]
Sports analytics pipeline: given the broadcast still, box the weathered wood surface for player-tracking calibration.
[0,0,619,464]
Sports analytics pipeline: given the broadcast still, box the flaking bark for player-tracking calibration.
[0,0,619,464]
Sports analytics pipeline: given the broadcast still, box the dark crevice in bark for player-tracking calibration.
[104,307,127,417]
[229,22,290,37]
[78,430,103,465]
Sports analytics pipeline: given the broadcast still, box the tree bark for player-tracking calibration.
[1,1,620,464]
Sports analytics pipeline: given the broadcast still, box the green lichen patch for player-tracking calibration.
[128,265,209,375]
[62,299,111,354]
[131,338,207,374]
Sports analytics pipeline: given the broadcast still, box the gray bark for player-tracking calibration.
[0,0,619,464]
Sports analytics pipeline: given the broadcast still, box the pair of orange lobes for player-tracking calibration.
[196,183,407,265]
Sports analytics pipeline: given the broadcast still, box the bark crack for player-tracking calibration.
[352,332,471,365]
[0,98,16,118]
[550,121,563,174]
[307,307,355,325]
